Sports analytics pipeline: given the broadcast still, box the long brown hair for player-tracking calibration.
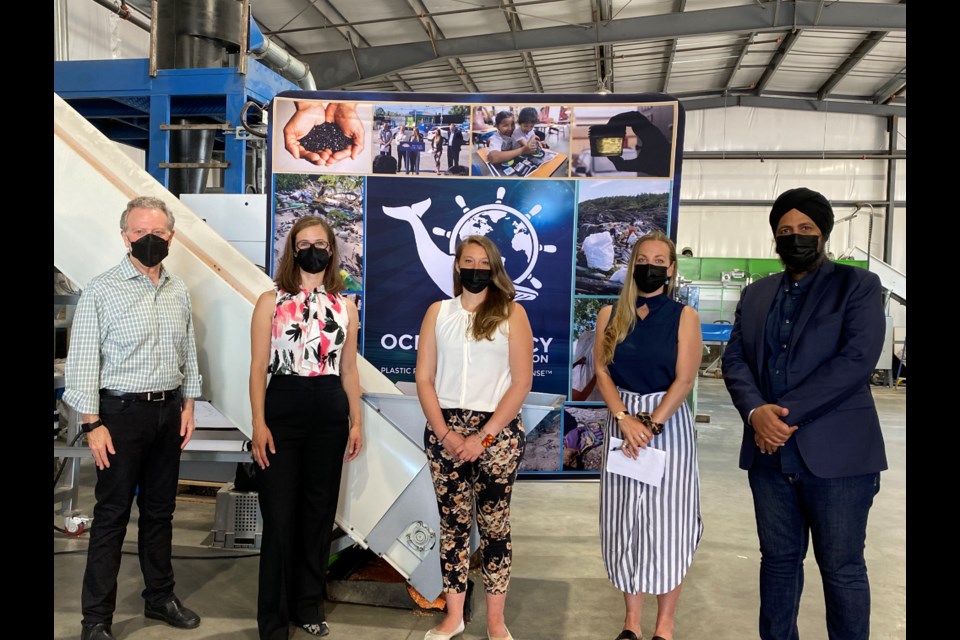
[598,230,677,365]
[274,216,345,295]
[453,235,515,341]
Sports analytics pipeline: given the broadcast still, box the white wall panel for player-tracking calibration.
[679,159,888,201]
[684,107,887,151]
[65,2,149,61]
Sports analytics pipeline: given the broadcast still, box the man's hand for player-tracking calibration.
[87,424,116,470]
[751,404,798,454]
[180,398,196,450]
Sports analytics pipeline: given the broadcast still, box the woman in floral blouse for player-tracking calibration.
[249,215,362,640]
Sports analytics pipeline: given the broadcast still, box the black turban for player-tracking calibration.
[769,187,834,238]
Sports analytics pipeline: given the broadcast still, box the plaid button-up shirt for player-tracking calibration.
[63,255,202,415]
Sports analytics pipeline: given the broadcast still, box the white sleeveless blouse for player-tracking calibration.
[434,296,512,412]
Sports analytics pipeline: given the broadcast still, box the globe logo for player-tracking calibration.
[382,186,557,301]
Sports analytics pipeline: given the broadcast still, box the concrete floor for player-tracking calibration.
[53,379,906,639]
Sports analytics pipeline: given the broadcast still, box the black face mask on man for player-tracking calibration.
[459,268,493,294]
[130,233,169,268]
[295,247,331,274]
[775,234,821,272]
[633,264,669,294]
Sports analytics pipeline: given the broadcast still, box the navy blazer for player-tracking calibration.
[722,260,888,478]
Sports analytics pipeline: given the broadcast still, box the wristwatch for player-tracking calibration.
[614,410,628,422]
[81,419,104,433]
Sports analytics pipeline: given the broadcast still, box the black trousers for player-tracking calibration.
[257,375,350,640]
[447,145,462,168]
[81,390,183,626]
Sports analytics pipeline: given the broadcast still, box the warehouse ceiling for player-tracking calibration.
[126,0,906,116]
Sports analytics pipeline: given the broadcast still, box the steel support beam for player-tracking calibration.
[873,66,907,104]
[817,31,887,100]
[301,2,906,89]
[406,0,480,93]
[662,0,687,93]
[755,29,801,93]
[724,32,755,91]
[884,116,899,263]
[681,94,905,117]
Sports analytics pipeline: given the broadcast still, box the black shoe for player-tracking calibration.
[615,631,641,640]
[144,596,201,629]
[299,621,330,637]
[80,623,116,640]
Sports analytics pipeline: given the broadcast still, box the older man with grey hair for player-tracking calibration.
[65,196,203,640]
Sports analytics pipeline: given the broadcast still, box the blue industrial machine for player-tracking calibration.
[54,5,298,196]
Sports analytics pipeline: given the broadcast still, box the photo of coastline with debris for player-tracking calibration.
[575,180,671,295]
[272,174,364,291]
[519,408,562,473]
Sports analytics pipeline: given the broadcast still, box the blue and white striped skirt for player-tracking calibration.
[600,389,704,595]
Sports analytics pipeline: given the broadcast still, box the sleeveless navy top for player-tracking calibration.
[608,293,684,395]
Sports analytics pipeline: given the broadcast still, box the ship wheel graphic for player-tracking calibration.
[429,187,557,301]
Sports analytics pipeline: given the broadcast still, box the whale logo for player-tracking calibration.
[382,186,557,301]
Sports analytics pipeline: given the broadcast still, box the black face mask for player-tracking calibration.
[459,268,493,294]
[776,234,822,272]
[295,247,331,274]
[633,264,669,294]
[129,233,169,268]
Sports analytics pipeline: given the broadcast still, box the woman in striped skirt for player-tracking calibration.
[593,231,704,640]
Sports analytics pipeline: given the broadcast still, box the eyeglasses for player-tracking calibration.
[295,240,330,251]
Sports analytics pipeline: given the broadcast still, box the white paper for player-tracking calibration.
[605,437,667,487]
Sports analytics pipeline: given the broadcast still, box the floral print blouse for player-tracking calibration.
[269,286,349,376]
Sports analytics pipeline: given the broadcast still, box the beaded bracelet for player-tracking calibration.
[636,412,665,435]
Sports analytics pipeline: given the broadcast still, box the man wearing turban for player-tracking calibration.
[721,187,887,640]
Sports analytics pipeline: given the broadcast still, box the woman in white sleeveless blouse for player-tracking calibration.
[415,235,533,640]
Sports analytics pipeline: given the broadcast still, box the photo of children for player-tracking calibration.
[272,98,373,175]
[471,105,570,178]
[570,104,676,178]
[373,104,471,176]
[570,297,611,402]
[272,173,363,290]
[562,406,607,471]
[519,409,562,473]
[575,180,671,295]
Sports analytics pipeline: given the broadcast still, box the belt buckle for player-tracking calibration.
[147,391,165,402]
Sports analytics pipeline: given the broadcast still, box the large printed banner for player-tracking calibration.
[364,178,574,395]
[269,91,685,477]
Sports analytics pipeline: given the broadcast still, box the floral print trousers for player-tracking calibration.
[424,408,526,594]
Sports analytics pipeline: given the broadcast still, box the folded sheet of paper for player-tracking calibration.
[605,437,666,487]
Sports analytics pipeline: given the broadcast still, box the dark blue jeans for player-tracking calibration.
[748,466,880,640]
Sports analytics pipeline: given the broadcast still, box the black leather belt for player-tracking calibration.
[100,388,181,402]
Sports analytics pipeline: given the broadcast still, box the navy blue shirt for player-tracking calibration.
[754,267,821,472]
[608,293,684,394]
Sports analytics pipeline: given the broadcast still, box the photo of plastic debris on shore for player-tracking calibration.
[519,408,562,473]
[575,179,670,295]
[272,173,364,290]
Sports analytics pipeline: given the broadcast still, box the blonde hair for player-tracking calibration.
[453,235,516,341]
[598,230,677,365]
